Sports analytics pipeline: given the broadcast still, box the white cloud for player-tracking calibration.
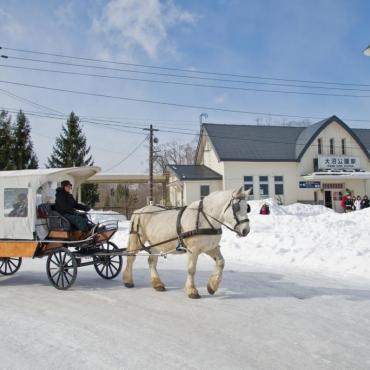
[213,94,228,105]
[0,8,23,39]
[54,2,76,26]
[92,0,196,60]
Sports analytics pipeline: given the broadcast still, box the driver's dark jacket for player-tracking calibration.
[55,187,89,215]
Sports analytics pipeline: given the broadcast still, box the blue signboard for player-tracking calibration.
[299,181,321,189]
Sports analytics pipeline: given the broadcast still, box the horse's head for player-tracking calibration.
[223,186,251,237]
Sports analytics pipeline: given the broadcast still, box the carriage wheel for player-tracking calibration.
[46,248,77,290]
[93,241,123,280]
[0,257,22,275]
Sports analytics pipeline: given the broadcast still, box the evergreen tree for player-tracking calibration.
[47,112,99,207]
[0,110,15,170]
[13,110,38,169]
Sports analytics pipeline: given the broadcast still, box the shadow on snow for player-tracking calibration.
[1,267,370,302]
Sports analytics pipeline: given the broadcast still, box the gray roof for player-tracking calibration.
[167,165,222,180]
[353,128,370,155]
[202,123,304,161]
[201,116,370,162]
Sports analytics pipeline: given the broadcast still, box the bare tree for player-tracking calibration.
[154,138,198,173]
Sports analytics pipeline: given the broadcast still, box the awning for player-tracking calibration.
[303,171,370,181]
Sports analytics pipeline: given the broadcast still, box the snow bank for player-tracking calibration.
[222,199,370,278]
[89,209,127,224]
[105,201,370,279]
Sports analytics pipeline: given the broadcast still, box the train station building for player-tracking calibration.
[167,115,370,212]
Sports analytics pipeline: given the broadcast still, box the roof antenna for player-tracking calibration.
[199,113,208,130]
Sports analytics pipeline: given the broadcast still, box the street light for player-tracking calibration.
[363,45,370,56]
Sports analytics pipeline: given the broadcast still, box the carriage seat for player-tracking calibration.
[37,203,72,231]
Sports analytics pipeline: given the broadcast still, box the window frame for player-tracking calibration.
[274,176,284,195]
[4,187,29,218]
[200,185,210,200]
[330,138,334,155]
[243,176,254,199]
[259,176,269,199]
[318,138,322,155]
[341,138,346,155]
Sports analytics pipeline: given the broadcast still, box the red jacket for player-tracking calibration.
[340,195,348,209]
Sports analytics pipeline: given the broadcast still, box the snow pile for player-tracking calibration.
[106,200,370,278]
[89,209,127,224]
[222,200,370,278]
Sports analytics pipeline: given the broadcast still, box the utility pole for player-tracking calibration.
[143,124,159,204]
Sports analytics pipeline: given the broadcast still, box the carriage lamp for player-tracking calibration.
[364,45,370,57]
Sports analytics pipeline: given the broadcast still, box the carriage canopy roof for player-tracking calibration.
[0,167,100,240]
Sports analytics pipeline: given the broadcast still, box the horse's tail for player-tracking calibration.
[127,213,141,253]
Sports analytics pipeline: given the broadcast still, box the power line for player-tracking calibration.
[2,45,370,87]
[4,57,370,93]
[2,78,370,123]
[1,108,148,136]
[2,63,370,98]
[2,106,368,151]
[105,136,148,171]
[0,88,64,114]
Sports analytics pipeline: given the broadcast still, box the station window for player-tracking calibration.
[243,176,254,199]
[4,188,28,217]
[200,185,210,200]
[259,176,269,198]
[318,138,322,155]
[330,138,334,155]
[341,139,346,155]
[274,176,284,195]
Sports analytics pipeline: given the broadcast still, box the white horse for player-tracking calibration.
[123,187,251,298]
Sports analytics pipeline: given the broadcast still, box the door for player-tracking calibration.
[324,191,332,209]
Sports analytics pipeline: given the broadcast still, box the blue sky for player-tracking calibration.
[0,0,370,172]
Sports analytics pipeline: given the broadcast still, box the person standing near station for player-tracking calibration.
[361,195,369,209]
[354,196,362,211]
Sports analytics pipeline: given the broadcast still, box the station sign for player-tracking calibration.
[299,181,321,189]
[318,156,360,170]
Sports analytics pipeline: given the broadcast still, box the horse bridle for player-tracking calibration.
[216,197,250,236]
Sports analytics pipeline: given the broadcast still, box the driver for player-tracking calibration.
[55,180,93,231]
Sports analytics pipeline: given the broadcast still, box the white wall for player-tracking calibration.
[298,120,370,202]
[183,180,223,205]
[223,161,298,204]
[198,135,224,176]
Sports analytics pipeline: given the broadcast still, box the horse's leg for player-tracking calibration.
[123,232,138,288]
[205,246,225,295]
[186,251,201,299]
[148,255,166,292]
[123,255,136,288]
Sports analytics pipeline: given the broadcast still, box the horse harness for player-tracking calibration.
[129,197,249,253]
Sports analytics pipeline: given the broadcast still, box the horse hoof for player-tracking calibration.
[124,282,134,288]
[154,285,166,292]
[207,284,215,295]
[188,293,201,299]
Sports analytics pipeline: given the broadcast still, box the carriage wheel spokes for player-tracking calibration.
[46,247,77,290]
[93,241,123,280]
[0,257,22,275]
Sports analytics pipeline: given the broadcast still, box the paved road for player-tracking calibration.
[1,256,370,369]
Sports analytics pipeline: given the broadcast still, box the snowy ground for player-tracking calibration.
[2,203,370,369]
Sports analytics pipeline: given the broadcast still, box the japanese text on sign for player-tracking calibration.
[318,156,360,170]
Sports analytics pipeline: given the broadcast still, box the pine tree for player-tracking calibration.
[47,112,92,167]
[0,110,15,170]
[13,110,38,169]
[47,112,99,207]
